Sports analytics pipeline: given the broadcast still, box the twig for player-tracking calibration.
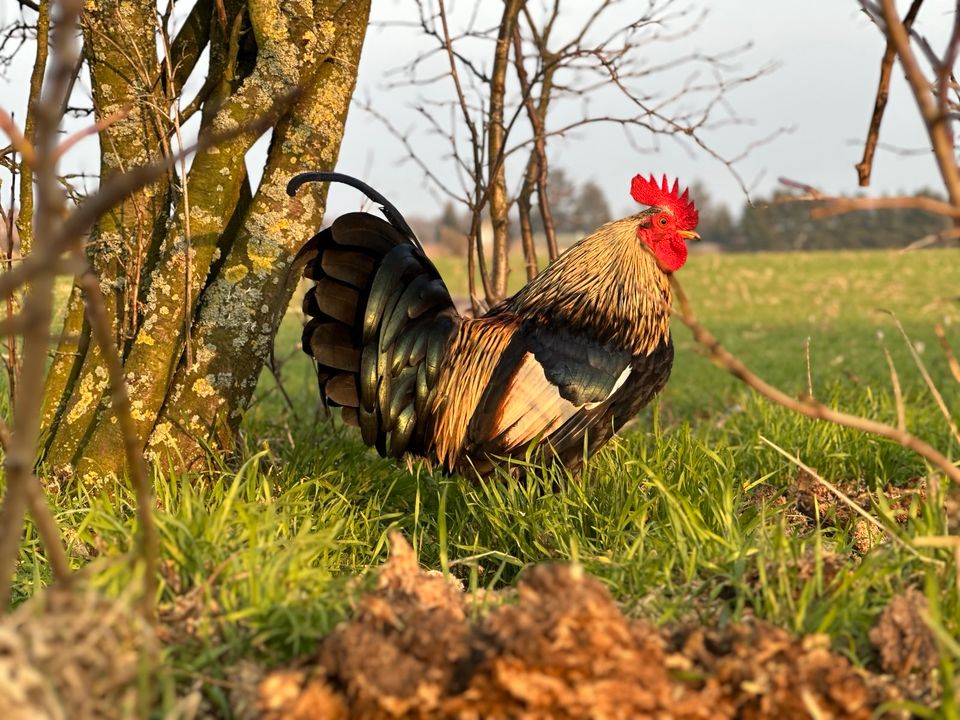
[669,275,960,486]
[512,24,558,265]
[512,27,540,281]
[934,323,960,384]
[760,435,939,565]
[4,152,18,403]
[53,104,131,161]
[813,195,960,219]
[159,14,195,370]
[0,0,83,612]
[898,227,960,252]
[886,312,960,445]
[0,109,36,165]
[78,270,158,618]
[855,0,925,186]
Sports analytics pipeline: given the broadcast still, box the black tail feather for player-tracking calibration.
[292,174,459,459]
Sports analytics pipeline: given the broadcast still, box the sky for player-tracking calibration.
[0,0,955,221]
[325,0,954,219]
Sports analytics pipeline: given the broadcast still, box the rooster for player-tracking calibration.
[287,172,699,476]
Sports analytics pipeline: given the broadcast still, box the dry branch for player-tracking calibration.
[875,0,960,208]
[77,271,158,616]
[0,0,82,612]
[855,0,924,186]
[669,275,960,487]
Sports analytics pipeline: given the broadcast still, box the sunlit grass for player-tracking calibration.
[8,246,960,712]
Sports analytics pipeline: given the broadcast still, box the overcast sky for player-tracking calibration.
[0,1,955,221]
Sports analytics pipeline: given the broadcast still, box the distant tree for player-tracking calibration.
[736,188,950,251]
[687,182,737,247]
[571,180,611,235]
[541,168,577,234]
[435,201,468,255]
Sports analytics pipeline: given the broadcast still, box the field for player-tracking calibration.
[11,247,960,715]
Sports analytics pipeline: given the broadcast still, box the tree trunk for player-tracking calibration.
[39,0,371,480]
[486,0,522,305]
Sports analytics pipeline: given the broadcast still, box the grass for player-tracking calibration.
[9,247,960,714]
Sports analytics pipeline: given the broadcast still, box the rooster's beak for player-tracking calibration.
[678,230,701,241]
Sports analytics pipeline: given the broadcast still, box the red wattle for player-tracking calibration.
[655,237,687,272]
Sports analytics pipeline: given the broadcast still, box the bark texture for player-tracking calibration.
[39,0,371,480]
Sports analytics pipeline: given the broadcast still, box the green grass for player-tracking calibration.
[10,247,960,714]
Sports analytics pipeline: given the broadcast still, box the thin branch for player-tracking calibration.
[0,109,36,165]
[934,323,960,385]
[78,271,158,617]
[669,275,960,486]
[513,22,558,264]
[855,0,925,186]
[53,104,131,160]
[0,0,83,612]
[158,13,194,370]
[778,178,960,219]
[876,0,960,208]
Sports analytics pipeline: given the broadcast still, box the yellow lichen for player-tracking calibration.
[192,377,216,398]
[247,248,275,271]
[224,264,249,283]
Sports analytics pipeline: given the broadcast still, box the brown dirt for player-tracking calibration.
[780,473,928,553]
[254,532,911,719]
[869,588,941,705]
[0,587,154,720]
[870,588,937,675]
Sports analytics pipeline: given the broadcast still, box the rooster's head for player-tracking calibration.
[631,174,700,272]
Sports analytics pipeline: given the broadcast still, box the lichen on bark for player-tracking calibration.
[36,0,373,480]
[151,0,370,467]
[41,0,171,467]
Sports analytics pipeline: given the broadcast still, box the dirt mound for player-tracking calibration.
[0,587,154,720]
[254,533,904,719]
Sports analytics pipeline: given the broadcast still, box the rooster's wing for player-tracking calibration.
[465,323,664,465]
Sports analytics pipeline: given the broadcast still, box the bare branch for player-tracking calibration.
[855,0,924,186]
[669,274,960,487]
[875,0,960,208]
[934,323,960,385]
[0,0,83,612]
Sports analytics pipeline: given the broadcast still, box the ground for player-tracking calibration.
[6,247,960,717]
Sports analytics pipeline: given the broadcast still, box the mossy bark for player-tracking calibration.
[38,1,372,480]
[41,0,171,466]
[150,0,370,468]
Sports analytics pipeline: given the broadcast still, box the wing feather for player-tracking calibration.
[466,323,634,460]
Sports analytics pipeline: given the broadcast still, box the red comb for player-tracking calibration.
[630,174,699,229]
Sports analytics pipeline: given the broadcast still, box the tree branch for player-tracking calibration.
[855,0,924,186]
[669,274,960,487]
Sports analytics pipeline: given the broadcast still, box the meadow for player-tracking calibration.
[12,246,960,715]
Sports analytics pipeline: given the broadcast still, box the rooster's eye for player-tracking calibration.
[658,217,668,227]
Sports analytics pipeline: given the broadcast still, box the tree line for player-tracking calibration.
[429,173,950,254]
